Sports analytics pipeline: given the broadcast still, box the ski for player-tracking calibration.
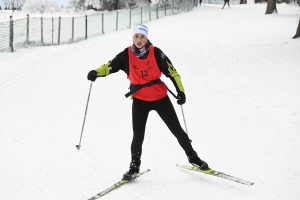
[176,164,254,186]
[88,169,150,200]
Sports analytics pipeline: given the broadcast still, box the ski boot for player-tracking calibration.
[122,160,141,181]
[187,151,211,171]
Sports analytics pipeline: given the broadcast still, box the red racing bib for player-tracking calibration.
[128,46,167,101]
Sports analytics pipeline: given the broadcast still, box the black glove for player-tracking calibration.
[177,92,186,105]
[87,70,97,81]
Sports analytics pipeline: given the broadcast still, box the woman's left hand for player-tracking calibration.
[177,92,186,105]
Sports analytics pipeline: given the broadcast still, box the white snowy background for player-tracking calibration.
[0,0,68,9]
[1,2,300,200]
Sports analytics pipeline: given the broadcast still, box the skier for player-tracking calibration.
[87,24,210,181]
[222,0,230,9]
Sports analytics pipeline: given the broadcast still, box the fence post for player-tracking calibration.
[164,2,166,16]
[41,16,43,45]
[72,17,74,42]
[149,4,151,21]
[129,8,131,28]
[9,16,13,52]
[26,14,29,46]
[85,15,87,39]
[116,11,118,31]
[52,17,53,45]
[156,4,158,19]
[58,16,61,45]
[102,13,104,34]
[139,6,141,24]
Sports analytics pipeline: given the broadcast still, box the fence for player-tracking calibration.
[0,0,196,53]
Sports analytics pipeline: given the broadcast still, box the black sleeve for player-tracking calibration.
[109,48,130,76]
[154,47,173,77]
[154,47,185,94]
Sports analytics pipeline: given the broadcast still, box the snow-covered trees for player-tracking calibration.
[2,0,26,10]
[22,0,61,13]
[66,0,149,12]
[68,0,86,11]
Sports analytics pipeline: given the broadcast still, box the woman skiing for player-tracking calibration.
[222,0,230,9]
[87,25,210,181]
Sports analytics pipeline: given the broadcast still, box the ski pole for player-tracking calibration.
[76,81,93,151]
[166,87,192,143]
[180,105,192,143]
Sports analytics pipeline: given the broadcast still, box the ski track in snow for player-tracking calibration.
[0,46,80,92]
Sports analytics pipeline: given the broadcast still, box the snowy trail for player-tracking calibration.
[1,3,300,200]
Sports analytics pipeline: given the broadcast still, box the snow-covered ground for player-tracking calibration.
[1,3,300,200]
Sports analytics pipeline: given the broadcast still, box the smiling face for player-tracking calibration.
[133,33,148,48]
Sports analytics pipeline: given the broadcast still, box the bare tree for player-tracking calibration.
[68,0,153,11]
[85,0,101,10]
[3,0,17,11]
[68,0,86,11]
[292,20,300,39]
[85,0,119,11]
[265,0,277,14]
[114,0,119,10]
[14,0,26,9]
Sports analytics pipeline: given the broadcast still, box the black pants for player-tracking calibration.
[222,1,230,8]
[131,96,194,160]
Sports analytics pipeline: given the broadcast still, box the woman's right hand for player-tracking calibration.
[87,70,98,81]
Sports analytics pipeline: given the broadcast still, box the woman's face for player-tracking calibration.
[133,33,147,48]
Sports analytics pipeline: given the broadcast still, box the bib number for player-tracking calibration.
[141,70,148,77]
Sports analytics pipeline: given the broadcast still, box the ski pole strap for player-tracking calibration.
[158,81,177,99]
[166,87,177,99]
[125,79,162,98]
[125,79,178,100]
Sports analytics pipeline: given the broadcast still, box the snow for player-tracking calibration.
[1,3,300,200]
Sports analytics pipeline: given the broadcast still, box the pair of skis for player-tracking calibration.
[88,164,254,199]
